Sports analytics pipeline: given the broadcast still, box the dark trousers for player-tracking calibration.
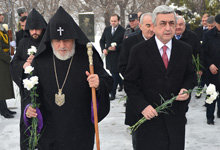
[206,96,220,121]
[0,100,8,115]
[110,71,123,96]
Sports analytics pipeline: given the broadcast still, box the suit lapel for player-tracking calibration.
[145,37,166,73]
[166,38,182,74]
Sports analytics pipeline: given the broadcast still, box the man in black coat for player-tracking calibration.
[24,7,112,150]
[124,5,196,150]
[119,12,154,77]
[15,16,27,47]
[119,12,154,150]
[175,16,204,98]
[203,14,220,125]
[194,13,209,42]
[10,8,47,150]
[100,14,125,100]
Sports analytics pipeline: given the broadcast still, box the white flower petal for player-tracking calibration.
[24,66,34,74]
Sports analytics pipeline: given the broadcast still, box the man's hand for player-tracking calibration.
[209,64,218,75]
[86,71,99,89]
[176,88,189,101]
[26,106,38,118]
[108,46,116,51]
[141,105,158,120]
[23,62,31,69]
[197,70,203,77]
[103,49,108,55]
[26,55,35,64]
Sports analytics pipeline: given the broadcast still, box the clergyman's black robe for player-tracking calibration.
[32,42,112,150]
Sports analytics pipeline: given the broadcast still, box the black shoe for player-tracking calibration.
[7,109,17,115]
[1,112,14,118]
[110,95,115,101]
[207,119,214,125]
[118,86,123,92]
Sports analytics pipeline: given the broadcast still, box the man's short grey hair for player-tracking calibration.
[139,12,152,24]
[207,16,215,24]
[176,16,186,24]
[152,5,177,26]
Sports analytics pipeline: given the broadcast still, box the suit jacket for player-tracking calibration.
[124,35,196,149]
[194,26,208,41]
[119,31,145,77]
[100,25,125,72]
[179,29,204,69]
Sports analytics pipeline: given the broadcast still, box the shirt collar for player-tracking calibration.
[155,36,172,50]
[142,33,148,40]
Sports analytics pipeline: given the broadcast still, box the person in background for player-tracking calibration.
[10,8,47,150]
[16,16,27,47]
[202,14,220,125]
[100,14,125,100]
[119,12,154,150]
[0,11,16,119]
[124,13,140,39]
[17,7,28,31]
[175,9,191,30]
[175,16,204,99]
[207,16,216,30]
[195,13,209,42]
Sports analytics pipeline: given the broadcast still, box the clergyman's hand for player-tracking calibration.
[141,105,158,120]
[26,106,37,118]
[86,71,99,89]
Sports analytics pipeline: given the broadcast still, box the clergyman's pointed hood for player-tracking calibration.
[25,8,47,30]
[36,6,90,57]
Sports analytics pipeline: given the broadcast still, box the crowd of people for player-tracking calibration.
[0,4,220,150]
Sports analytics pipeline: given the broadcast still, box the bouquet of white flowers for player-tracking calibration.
[23,66,40,150]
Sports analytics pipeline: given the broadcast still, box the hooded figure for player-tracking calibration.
[10,8,47,150]
[23,6,112,150]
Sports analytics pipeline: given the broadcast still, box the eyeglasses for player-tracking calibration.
[159,21,175,27]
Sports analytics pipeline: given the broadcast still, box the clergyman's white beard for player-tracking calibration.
[51,43,75,61]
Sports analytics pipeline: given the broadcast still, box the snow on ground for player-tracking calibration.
[1,85,220,150]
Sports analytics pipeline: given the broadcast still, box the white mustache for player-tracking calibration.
[58,48,68,51]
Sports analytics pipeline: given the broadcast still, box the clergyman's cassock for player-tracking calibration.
[25,7,112,150]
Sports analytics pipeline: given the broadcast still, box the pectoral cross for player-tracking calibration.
[57,27,64,36]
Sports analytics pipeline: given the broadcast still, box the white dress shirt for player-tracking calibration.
[155,36,172,61]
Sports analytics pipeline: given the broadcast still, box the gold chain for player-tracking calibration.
[53,55,73,93]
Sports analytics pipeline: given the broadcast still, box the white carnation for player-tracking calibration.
[205,92,219,104]
[111,42,117,47]
[23,78,34,91]
[206,84,216,95]
[27,46,37,55]
[24,66,34,74]
[30,76,39,85]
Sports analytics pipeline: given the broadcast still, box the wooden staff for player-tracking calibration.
[8,29,14,56]
[87,42,100,150]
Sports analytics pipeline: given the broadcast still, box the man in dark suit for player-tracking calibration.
[195,13,209,42]
[119,12,154,77]
[119,12,154,150]
[100,14,125,100]
[124,5,196,150]
[175,16,204,98]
